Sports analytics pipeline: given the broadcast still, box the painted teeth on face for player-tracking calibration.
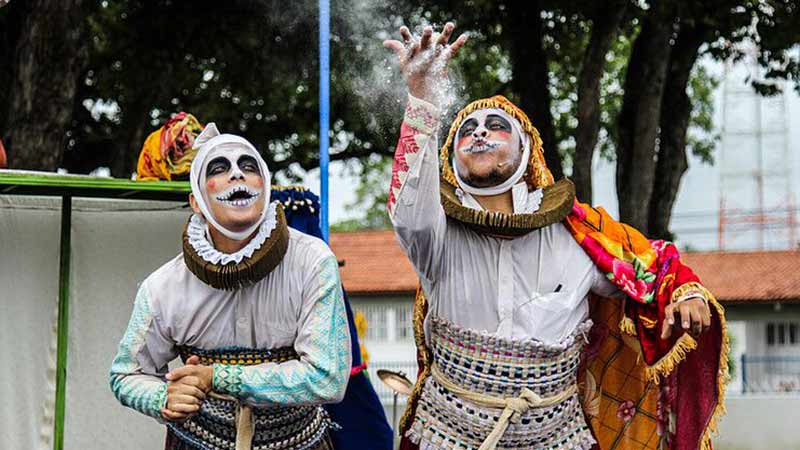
[214,185,262,206]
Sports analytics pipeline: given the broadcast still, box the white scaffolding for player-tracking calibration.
[718,45,796,250]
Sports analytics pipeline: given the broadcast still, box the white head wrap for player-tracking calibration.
[189,123,272,241]
[452,108,531,196]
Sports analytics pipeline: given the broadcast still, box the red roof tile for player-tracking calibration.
[330,230,800,303]
[330,230,419,295]
[682,250,800,303]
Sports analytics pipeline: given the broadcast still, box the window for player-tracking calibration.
[766,322,800,347]
[359,304,388,341]
[353,299,417,342]
[396,303,414,340]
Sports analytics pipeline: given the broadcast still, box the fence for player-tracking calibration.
[740,354,800,393]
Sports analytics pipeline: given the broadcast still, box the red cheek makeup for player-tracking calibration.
[490,130,512,142]
[457,135,473,149]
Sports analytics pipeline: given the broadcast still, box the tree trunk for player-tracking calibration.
[615,1,676,231]
[506,0,563,181]
[647,25,706,240]
[5,0,88,171]
[111,97,155,179]
[573,1,627,203]
[0,1,26,133]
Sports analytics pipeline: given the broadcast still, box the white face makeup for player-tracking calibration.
[202,146,264,209]
[452,108,530,195]
[455,109,519,155]
[199,145,267,238]
[189,123,272,242]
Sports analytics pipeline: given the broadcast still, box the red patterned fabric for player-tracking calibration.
[565,202,726,450]
[387,99,438,216]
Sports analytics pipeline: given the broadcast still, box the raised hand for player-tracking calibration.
[383,22,468,105]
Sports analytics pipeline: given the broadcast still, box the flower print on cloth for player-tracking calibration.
[607,258,656,303]
[656,381,678,450]
[616,400,636,424]
[565,202,662,305]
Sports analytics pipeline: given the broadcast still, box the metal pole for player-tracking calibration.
[318,0,330,243]
[741,353,747,394]
[54,195,72,450]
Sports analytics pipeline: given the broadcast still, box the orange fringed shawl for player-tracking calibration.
[399,202,728,450]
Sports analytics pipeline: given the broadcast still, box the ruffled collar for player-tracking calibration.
[186,201,278,265]
[182,202,290,290]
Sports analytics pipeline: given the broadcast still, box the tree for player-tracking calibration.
[2,0,92,171]
[332,0,725,232]
[572,0,628,202]
[504,1,563,181]
[615,0,678,232]
[630,0,751,239]
[2,0,797,241]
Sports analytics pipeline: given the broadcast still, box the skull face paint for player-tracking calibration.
[200,144,266,237]
[453,109,524,189]
[189,122,272,242]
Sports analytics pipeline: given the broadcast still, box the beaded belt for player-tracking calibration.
[165,346,334,450]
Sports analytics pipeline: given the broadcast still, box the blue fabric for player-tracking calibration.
[275,187,393,450]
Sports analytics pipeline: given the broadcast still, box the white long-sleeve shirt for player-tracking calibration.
[388,95,619,345]
[109,227,351,419]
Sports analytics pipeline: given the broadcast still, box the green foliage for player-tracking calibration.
[336,1,718,230]
[331,153,392,231]
[549,17,638,167]
[4,0,799,231]
[749,0,800,95]
[687,64,720,164]
[65,0,409,177]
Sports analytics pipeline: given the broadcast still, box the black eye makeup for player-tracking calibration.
[206,157,231,177]
[238,155,261,174]
[485,115,512,131]
[458,118,478,138]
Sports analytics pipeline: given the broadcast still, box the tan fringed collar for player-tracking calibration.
[440,178,575,238]
[182,204,290,290]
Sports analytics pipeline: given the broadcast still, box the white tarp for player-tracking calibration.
[1,194,190,450]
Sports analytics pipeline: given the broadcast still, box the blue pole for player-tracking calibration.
[319,0,330,242]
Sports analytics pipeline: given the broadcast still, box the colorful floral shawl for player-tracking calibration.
[399,202,728,450]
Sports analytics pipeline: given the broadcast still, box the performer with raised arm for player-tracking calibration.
[109,123,351,450]
[384,23,727,450]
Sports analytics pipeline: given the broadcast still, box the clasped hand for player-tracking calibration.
[161,355,213,422]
